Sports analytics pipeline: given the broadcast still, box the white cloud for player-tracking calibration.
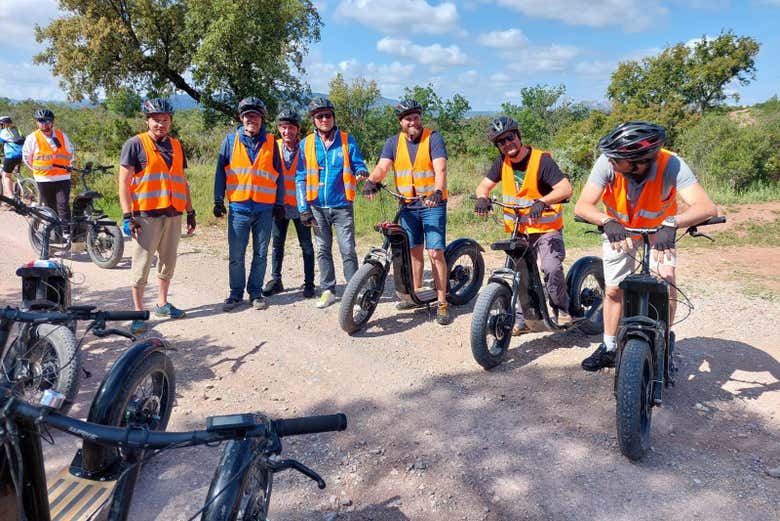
[574,60,617,79]
[335,0,459,35]
[492,0,666,32]
[489,72,513,84]
[0,60,66,100]
[504,44,581,72]
[376,37,468,68]
[478,28,527,48]
[301,51,416,98]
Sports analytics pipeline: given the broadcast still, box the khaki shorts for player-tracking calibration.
[130,215,182,287]
[602,237,676,287]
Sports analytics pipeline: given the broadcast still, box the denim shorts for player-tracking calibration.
[399,203,447,250]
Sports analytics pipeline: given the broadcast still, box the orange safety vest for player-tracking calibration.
[131,133,188,212]
[601,148,676,228]
[224,132,278,204]
[303,131,355,202]
[31,129,72,180]
[277,139,299,207]
[393,128,447,202]
[501,148,563,234]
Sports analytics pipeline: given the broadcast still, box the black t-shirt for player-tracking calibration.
[486,148,566,196]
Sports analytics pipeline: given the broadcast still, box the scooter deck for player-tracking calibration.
[47,468,115,521]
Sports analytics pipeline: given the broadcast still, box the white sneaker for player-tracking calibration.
[316,289,336,309]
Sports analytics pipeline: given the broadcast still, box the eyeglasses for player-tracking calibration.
[37,119,53,124]
[495,134,516,146]
[313,112,333,120]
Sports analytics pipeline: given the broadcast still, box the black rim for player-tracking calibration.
[352,271,382,324]
[91,225,119,261]
[486,293,512,356]
[122,369,170,432]
[448,251,476,297]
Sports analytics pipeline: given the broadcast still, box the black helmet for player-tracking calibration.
[276,108,301,127]
[487,116,519,143]
[0,116,11,124]
[395,99,422,119]
[307,97,335,116]
[35,108,55,120]
[238,97,267,117]
[597,121,667,161]
[141,98,174,115]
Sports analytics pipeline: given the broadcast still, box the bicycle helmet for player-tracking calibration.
[307,97,335,116]
[34,108,55,120]
[0,116,12,124]
[141,98,174,115]
[395,99,423,119]
[238,97,267,117]
[597,121,667,161]
[486,116,519,143]
[276,108,301,127]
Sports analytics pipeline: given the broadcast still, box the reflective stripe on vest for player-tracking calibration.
[224,132,278,204]
[601,148,677,228]
[303,131,355,202]
[500,148,563,234]
[31,129,72,179]
[277,139,299,207]
[131,133,187,212]
[392,128,447,202]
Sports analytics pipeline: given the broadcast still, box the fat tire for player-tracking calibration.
[567,258,605,335]
[339,263,385,334]
[27,205,64,255]
[17,177,39,205]
[445,243,485,306]
[616,338,654,461]
[86,223,124,269]
[470,283,513,370]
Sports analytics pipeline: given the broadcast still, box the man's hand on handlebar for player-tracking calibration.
[603,218,633,252]
[652,220,677,262]
[474,197,492,217]
[424,189,443,208]
[528,199,548,221]
[362,179,381,200]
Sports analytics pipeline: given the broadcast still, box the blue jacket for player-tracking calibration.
[0,127,23,159]
[295,128,368,212]
[214,125,284,212]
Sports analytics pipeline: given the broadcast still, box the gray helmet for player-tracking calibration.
[34,108,55,120]
[395,99,423,119]
[238,97,267,117]
[597,121,667,161]
[487,116,519,143]
[307,97,335,116]
[141,98,174,115]
[276,108,301,127]
[0,116,11,124]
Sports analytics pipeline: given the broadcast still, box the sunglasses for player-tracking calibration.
[37,118,53,124]
[495,134,516,146]
[313,112,333,120]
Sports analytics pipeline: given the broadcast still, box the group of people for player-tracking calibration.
[3,97,718,371]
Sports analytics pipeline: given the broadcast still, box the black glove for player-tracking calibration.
[362,179,381,196]
[213,201,227,218]
[426,189,443,206]
[528,199,548,220]
[300,210,317,228]
[603,219,627,243]
[273,205,286,220]
[653,223,677,252]
[187,210,197,231]
[474,197,492,216]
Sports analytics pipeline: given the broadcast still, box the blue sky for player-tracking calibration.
[1,0,778,110]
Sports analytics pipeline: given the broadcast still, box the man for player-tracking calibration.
[262,108,316,299]
[363,99,452,325]
[22,108,75,232]
[119,98,196,334]
[296,97,369,309]
[0,116,25,197]
[214,97,285,312]
[574,121,717,371]
[474,116,573,333]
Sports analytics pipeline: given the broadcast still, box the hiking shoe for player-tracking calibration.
[302,283,316,299]
[222,297,242,312]
[153,302,186,319]
[396,299,417,310]
[581,343,616,372]
[316,289,336,309]
[263,279,284,296]
[436,302,452,326]
[252,296,268,310]
[512,323,531,336]
[557,310,572,326]
[129,319,147,335]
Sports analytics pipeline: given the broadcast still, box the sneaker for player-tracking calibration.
[316,289,336,309]
[153,302,186,319]
[396,300,417,310]
[581,343,616,372]
[263,279,284,296]
[222,297,242,312]
[302,283,316,299]
[436,302,452,326]
[130,319,147,335]
[252,296,268,310]
[557,310,572,326]
[512,323,530,336]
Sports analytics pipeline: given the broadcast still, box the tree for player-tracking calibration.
[104,87,143,118]
[34,0,321,118]
[607,30,759,112]
[403,84,471,154]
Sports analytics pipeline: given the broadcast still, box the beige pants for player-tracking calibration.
[130,215,181,287]
[602,237,677,287]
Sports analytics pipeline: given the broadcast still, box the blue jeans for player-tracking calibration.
[228,207,273,300]
[270,217,315,286]
[311,206,358,293]
[399,203,447,250]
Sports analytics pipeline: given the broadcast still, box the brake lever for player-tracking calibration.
[688,227,714,242]
[268,459,326,489]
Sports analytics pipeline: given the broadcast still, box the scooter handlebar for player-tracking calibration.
[273,414,348,437]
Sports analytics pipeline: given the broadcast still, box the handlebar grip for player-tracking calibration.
[697,216,726,226]
[273,413,347,437]
[573,216,588,223]
[102,310,150,321]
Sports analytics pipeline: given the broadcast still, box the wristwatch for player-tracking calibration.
[662,216,678,228]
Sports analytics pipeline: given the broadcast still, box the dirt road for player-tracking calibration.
[1,209,778,521]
